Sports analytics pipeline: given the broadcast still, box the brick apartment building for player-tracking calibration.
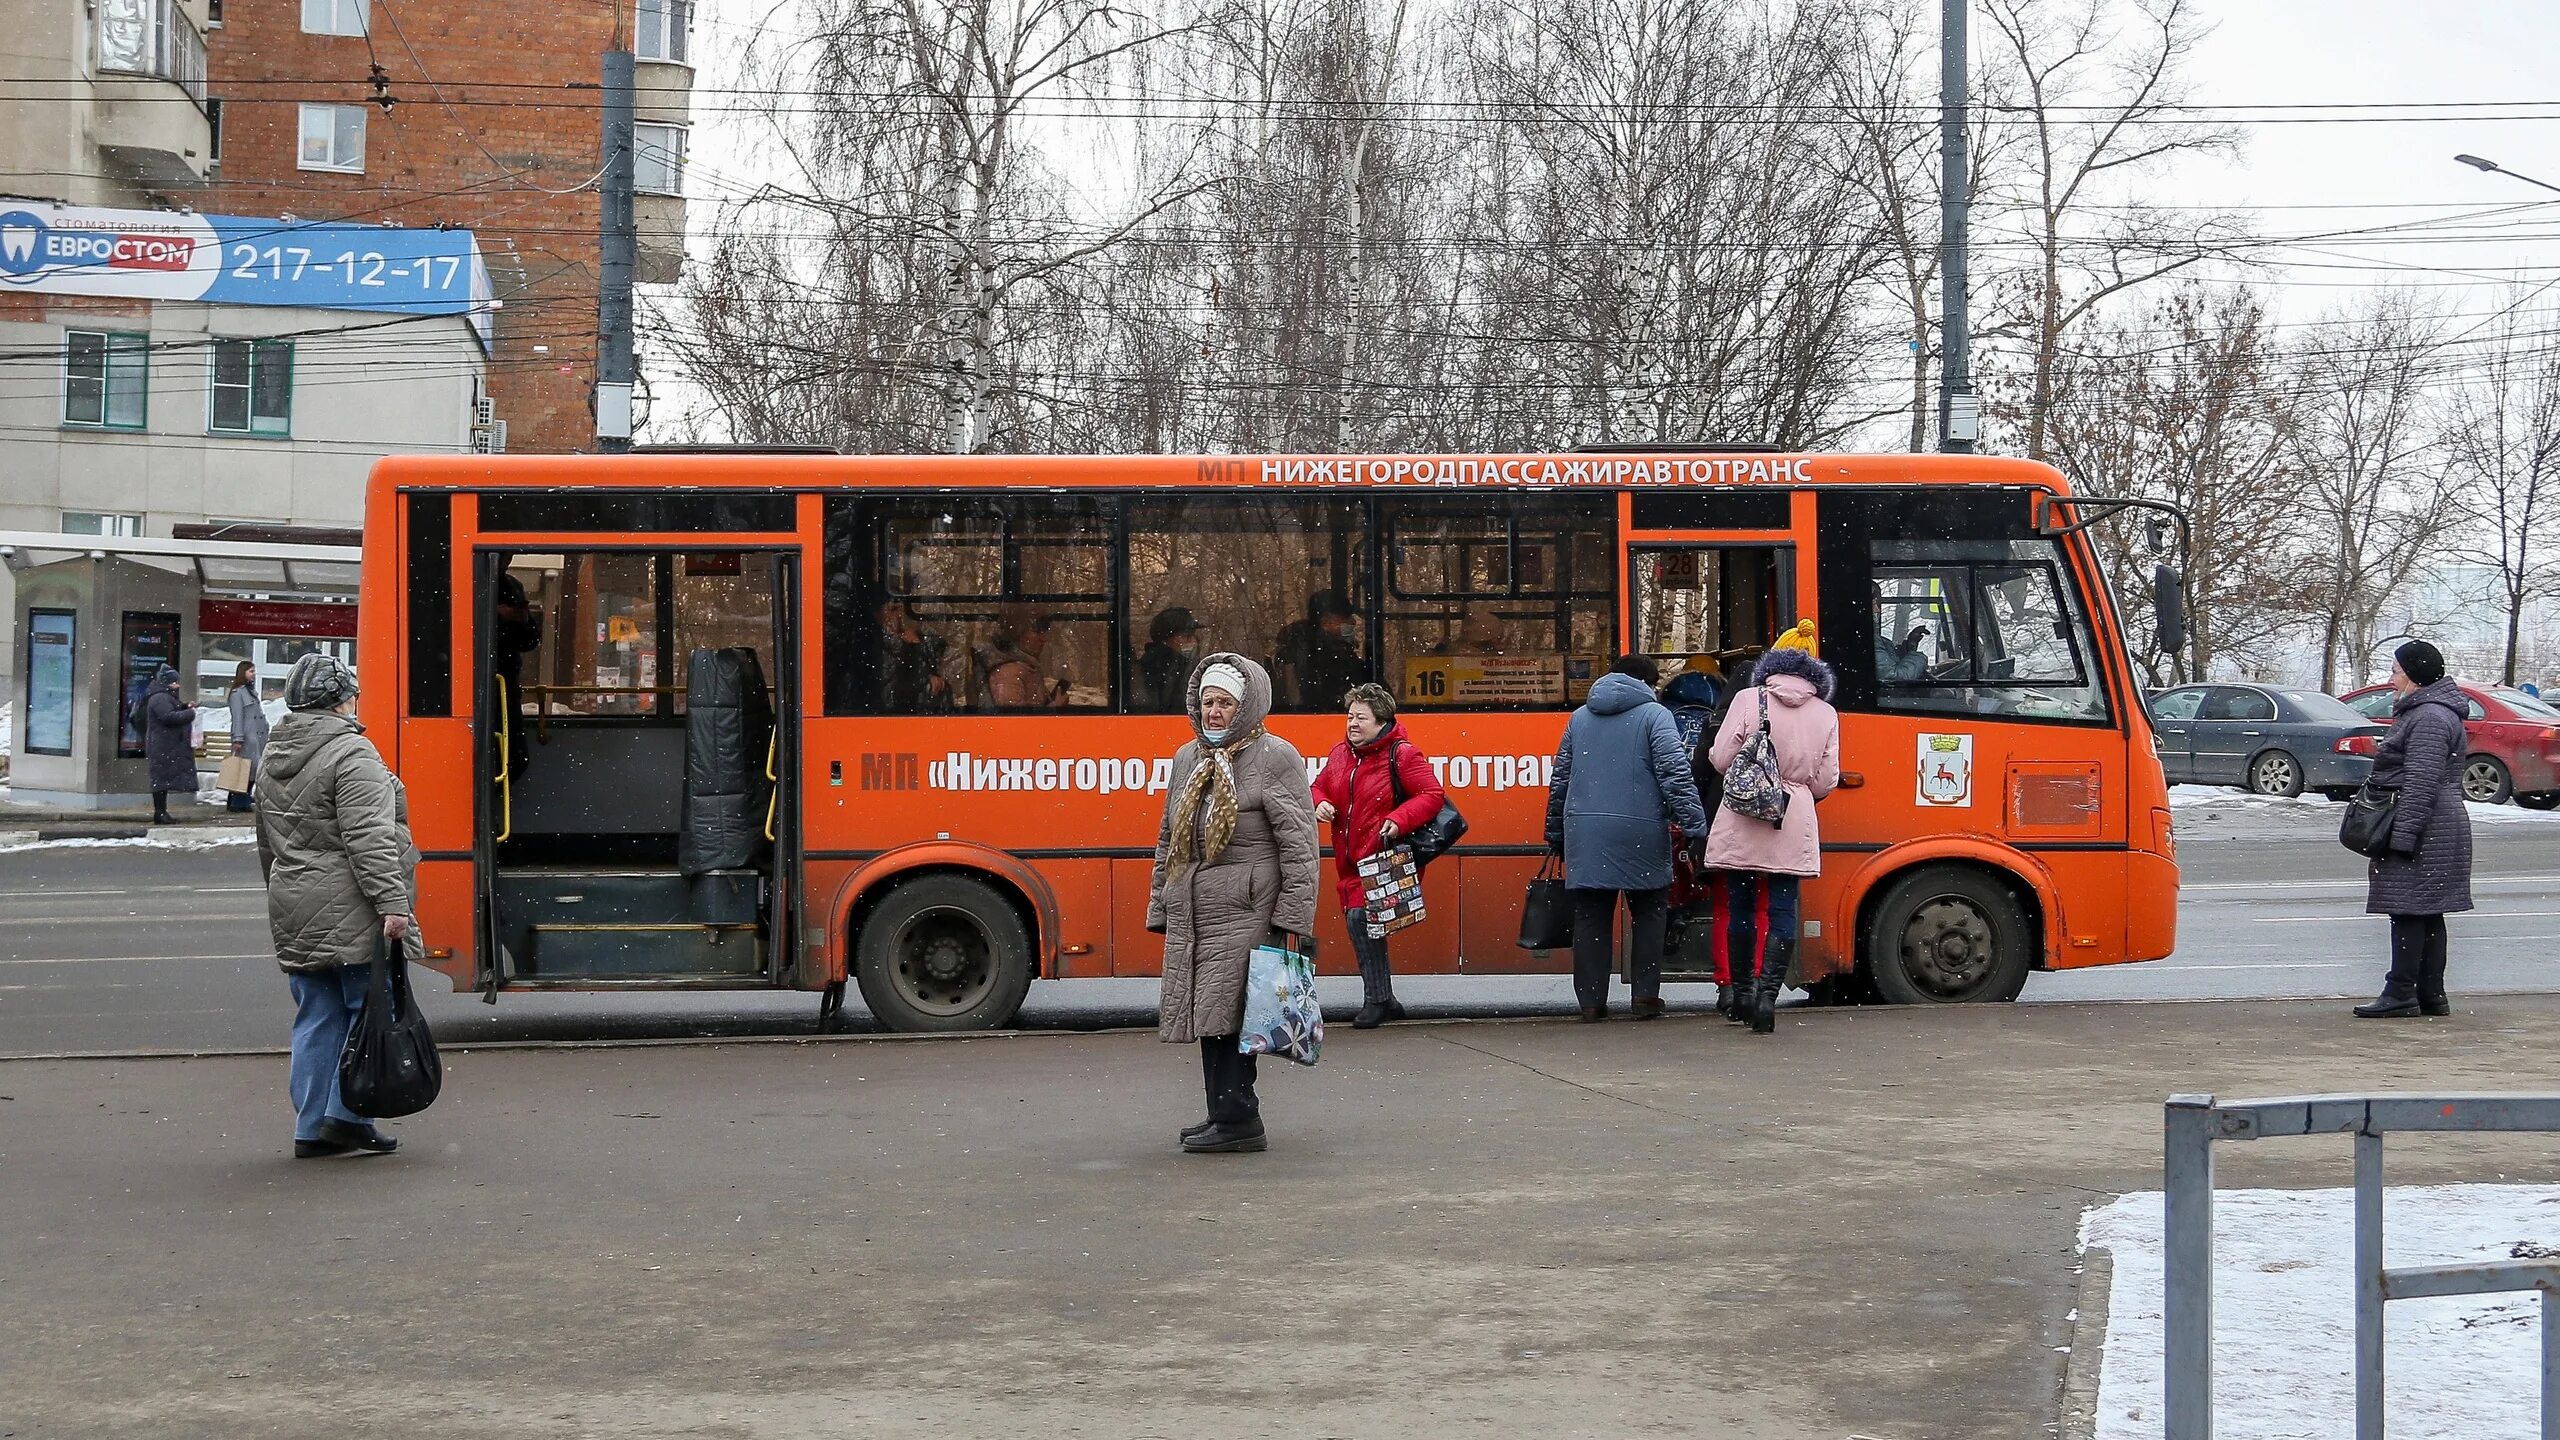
[0,0,687,704]
[206,0,692,453]
[198,0,686,453]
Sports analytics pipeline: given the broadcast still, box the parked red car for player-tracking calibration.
[2341,681,2560,807]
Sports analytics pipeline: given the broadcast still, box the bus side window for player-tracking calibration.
[1382,495,1613,711]
[880,498,1113,713]
[1124,496,1368,714]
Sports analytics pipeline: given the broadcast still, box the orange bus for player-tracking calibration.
[359,449,2181,1031]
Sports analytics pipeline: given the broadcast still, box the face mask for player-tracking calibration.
[1202,727,1229,744]
[1173,638,1197,656]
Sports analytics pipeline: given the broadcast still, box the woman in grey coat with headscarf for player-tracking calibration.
[2355,639,2474,1019]
[1149,654,1320,1155]
[1544,654,1710,1021]
[256,654,420,1157]
[141,663,197,824]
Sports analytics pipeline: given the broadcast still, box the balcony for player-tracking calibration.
[91,0,213,192]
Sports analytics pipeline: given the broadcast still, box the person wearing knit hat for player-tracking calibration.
[1770,619,1817,654]
[2354,637,2474,1019]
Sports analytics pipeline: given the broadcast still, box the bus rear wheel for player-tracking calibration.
[853,874,1035,1033]
[1866,865,2034,1005]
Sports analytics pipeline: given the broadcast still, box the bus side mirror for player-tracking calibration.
[2152,564,2187,657]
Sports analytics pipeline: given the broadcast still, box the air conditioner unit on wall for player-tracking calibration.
[473,395,497,426]
[470,420,507,454]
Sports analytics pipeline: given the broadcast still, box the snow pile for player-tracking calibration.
[2083,1185,2560,1439]
[2168,786,2328,811]
[0,828,257,855]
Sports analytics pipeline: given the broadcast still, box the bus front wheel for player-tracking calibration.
[853,874,1035,1033]
[1865,865,2035,1005]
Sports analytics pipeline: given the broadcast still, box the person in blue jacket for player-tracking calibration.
[1543,655,1710,1020]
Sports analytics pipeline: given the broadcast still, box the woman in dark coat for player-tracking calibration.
[2355,640,2474,1019]
[141,664,198,824]
[1543,654,1709,1021]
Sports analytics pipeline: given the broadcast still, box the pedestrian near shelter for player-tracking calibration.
[4,531,357,808]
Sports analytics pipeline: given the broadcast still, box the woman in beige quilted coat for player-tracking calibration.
[1148,654,1319,1154]
[255,653,420,1160]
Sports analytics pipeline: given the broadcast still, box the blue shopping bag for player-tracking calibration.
[1239,936,1323,1067]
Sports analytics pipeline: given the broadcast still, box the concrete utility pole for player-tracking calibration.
[596,49,637,453]
[1936,0,1977,454]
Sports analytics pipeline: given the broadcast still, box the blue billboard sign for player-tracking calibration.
[0,203,491,340]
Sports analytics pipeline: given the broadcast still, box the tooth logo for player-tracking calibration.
[0,212,45,276]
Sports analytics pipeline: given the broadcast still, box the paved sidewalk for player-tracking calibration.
[6,998,2558,1439]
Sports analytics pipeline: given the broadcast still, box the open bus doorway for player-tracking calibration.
[474,548,801,991]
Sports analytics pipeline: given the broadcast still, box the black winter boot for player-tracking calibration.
[2418,917,2450,1016]
[1352,926,1404,1029]
[1751,938,1791,1034]
[2358,919,2427,1018]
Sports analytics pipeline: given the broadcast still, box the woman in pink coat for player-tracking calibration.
[1702,647,1841,1035]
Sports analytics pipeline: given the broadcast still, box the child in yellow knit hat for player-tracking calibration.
[1770,619,1817,655]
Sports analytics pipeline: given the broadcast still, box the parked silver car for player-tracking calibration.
[2147,684,2386,798]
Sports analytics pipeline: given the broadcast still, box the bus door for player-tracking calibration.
[1624,526,1801,985]
[474,546,801,990]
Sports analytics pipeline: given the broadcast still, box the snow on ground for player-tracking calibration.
[2082,1185,2560,1439]
[0,830,256,855]
[2170,785,2560,825]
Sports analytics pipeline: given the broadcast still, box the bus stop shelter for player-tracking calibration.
[3,532,360,809]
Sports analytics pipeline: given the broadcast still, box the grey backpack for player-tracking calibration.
[1719,691,1790,826]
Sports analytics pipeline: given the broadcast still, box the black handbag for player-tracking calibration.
[339,932,443,1119]
[1387,740,1469,868]
[1518,854,1573,951]
[2339,784,2401,859]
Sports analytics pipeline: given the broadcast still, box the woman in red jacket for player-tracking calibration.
[1310,682,1446,1028]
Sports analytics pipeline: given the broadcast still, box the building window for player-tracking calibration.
[64,331,149,430]
[300,0,367,36]
[209,338,293,437]
[95,0,207,104]
[63,511,145,537]
[634,122,687,196]
[297,102,366,172]
[636,0,690,62]
[206,97,223,162]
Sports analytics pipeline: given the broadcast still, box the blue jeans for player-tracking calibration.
[1724,874,1802,983]
[288,964,373,1140]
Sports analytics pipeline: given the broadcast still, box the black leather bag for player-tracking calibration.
[1518,854,1573,951]
[1388,740,1469,868]
[2339,784,2401,859]
[339,933,443,1119]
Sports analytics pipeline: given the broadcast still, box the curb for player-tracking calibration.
[2056,1245,2114,1440]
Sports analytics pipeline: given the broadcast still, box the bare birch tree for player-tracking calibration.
[2040,283,2309,683]
[2294,299,2454,690]
[2444,293,2560,684]
[1975,0,2241,461]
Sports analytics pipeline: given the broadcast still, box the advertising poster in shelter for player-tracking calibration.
[26,610,75,755]
[117,611,180,758]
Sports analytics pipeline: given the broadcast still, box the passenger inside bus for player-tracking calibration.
[976,604,1070,710]
[1273,590,1367,710]
[876,599,952,712]
[1135,607,1202,713]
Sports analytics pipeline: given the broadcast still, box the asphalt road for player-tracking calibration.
[4,795,2555,1057]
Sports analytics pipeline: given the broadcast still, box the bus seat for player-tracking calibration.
[678,646,775,880]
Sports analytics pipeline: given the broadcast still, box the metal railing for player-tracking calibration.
[2164,1093,2560,1440]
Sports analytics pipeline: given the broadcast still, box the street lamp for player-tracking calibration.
[2454,154,2560,196]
